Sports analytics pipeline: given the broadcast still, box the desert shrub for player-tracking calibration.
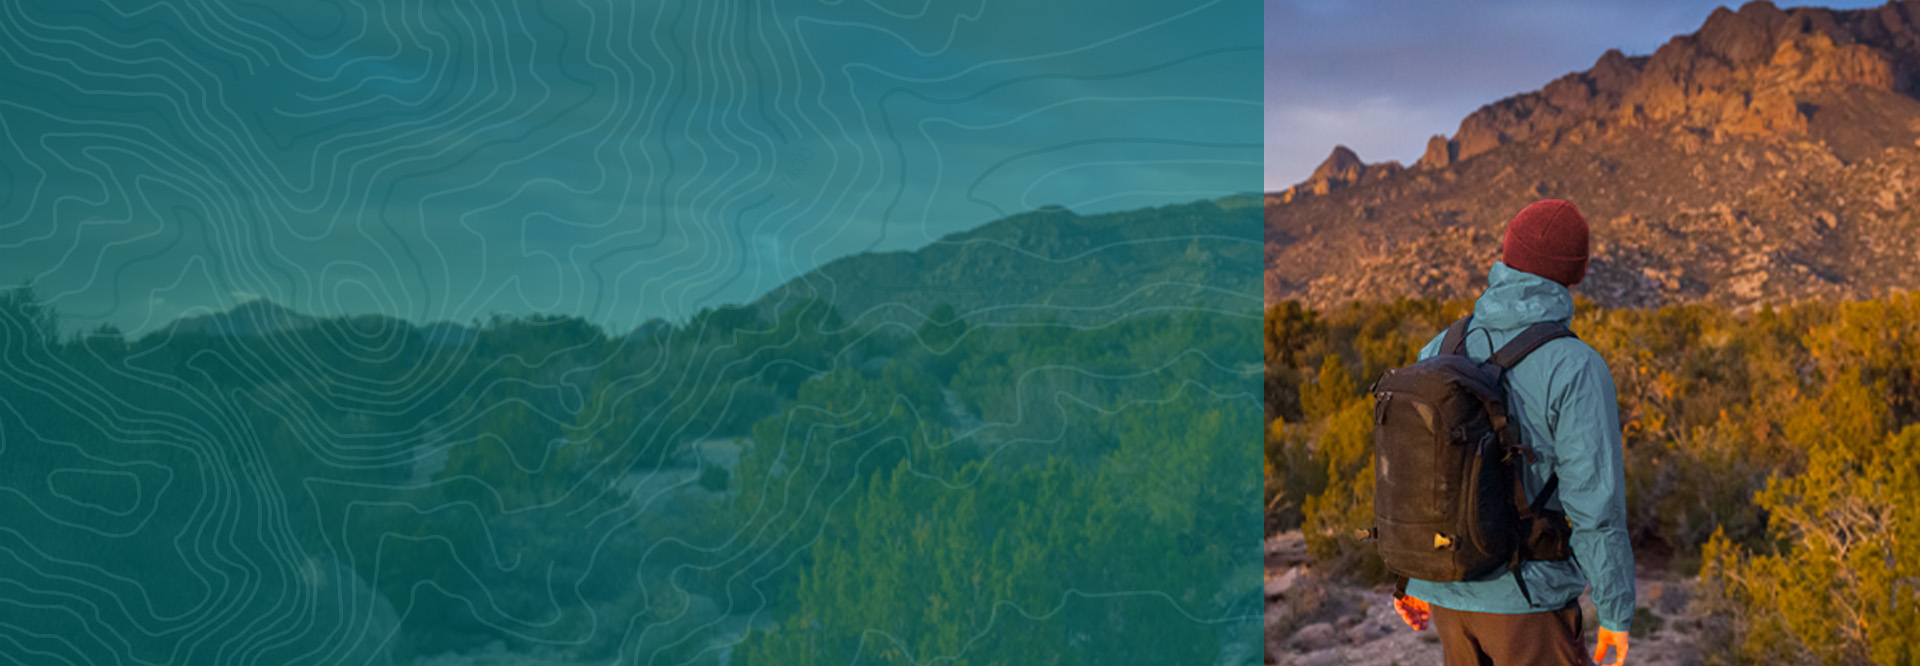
[1701,422,1920,665]
[1299,354,1356,423]
[1265,416,1324,531]
[1298,398,1386,582]
[1265,302,1321,420]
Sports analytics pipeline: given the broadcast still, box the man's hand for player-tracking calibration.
[1392,595,1430,631]
[1593,627,1629,665]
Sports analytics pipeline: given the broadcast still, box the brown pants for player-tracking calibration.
[1429,599,1585,666]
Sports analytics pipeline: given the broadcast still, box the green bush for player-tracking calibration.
[1701,423,1920,665]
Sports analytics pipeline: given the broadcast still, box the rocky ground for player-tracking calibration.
[1264,533,1714,666]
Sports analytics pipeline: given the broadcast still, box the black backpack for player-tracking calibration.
[1359,315,1576,605]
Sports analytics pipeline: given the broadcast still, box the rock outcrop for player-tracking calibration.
[1301,1,1920,185]
[1446,1,1919,163]
[1281,146,1404,202]
[1268,1,1920,311]
[1416,134,1455,170]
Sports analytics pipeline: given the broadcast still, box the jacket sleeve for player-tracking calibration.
[1551,348,1636,632]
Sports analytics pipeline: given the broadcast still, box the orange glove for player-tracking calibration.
[1593,627,1629,665]
[1393,595,1430,631]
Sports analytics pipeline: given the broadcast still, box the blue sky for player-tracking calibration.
[0,0,1259,335]
[1265,0,1890,191]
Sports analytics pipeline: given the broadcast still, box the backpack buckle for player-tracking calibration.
[1503,443,1539,465]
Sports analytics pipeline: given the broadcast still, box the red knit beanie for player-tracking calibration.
[1501,199,1590,286]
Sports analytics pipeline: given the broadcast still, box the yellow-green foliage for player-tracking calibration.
[1703,423,1920,665]
[1265,416,1323,529]
[1300,354,1356,423]
[1299,398,1384,582]
[1268,293,1920,662]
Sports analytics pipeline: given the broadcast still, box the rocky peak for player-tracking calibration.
[1697,2,1790,67]
[1590,49,1643,96]
[1309,145,1365,184]
[1282,145,1404,202]
[1417,134,1455,169]
[1396,1,1920,172]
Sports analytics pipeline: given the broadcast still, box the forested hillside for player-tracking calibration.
[0,280,1263,665]
[756,196,1263,328]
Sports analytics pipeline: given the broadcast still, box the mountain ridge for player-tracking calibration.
[162,298,317,338]
[1268,0,1920,310]
[143,195,1263,340]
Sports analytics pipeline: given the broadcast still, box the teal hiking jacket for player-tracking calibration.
[1403,261,1637,633]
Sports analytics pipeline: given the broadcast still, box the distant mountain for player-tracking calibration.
[1268,1,1920,310]
[158,299,483,345]
[751,196,1264,327]
[164,299,318,337]
[417,321,477,346]
[141,197,1260,340]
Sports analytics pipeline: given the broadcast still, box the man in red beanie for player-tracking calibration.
[1500,199,1591,287]
[1390,200,1635,665]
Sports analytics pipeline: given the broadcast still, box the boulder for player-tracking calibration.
[1266,567,1301,599]
[1289,622,1341,652]
[1345,620,1393,645]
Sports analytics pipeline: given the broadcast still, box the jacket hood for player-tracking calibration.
[1472,261,1575,330]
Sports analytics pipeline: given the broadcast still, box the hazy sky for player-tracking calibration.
[1265,0,1890,191]
[0,1,1259,335]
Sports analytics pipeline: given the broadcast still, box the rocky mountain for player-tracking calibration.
[1276,146,1404,203]
[1268,0,1920,310]
[753,196,1264,327]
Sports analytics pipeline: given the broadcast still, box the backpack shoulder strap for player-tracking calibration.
[1440,315,1473,356]
[1488,322,1576,369]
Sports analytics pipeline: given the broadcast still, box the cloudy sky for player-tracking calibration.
[0,0,1259,335]
[1265,0,1889,191]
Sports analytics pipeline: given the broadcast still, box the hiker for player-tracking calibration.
[1388,200,1635,665]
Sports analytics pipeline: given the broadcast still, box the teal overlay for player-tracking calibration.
[0,1,1261,664]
